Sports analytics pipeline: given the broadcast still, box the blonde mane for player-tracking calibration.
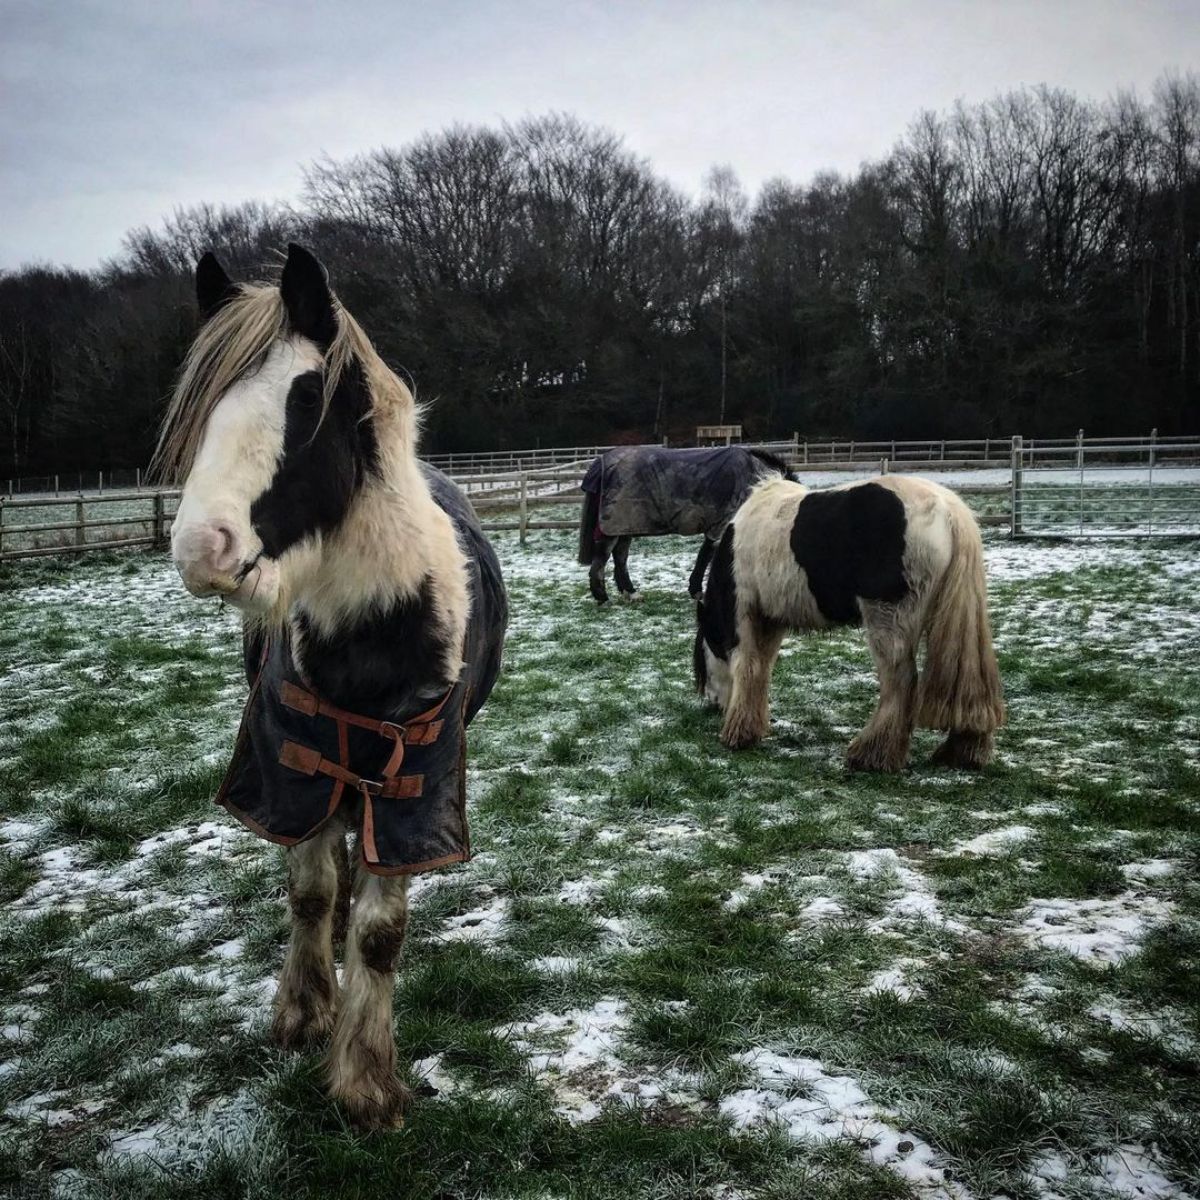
[152,282,414,483]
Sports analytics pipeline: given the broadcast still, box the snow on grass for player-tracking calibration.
[1015,892,1177,965]
[1027,1146,1199,1200]
[950,825,1035,856]
[720,1050,970,1198]
[501,998,697,1123]
[2,529,1199,1197]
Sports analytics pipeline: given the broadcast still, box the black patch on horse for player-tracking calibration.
[695,524,739,691]
[789,484,909,625]
[747,448,796,481]
[294,577,451,714]
[250,362,379,560]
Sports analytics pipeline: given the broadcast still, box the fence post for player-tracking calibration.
[54,474,60,497]
[940,439,946,462]
[518,470,528,546]
[880,457,888,475]
[0,501,5,552]
[1076,428,1084,470]
[75,498,86,547]
[1149,427,1157,469]
[984,437,990,462]
[136,467,142,491]
[153,492,167,549]
[98,470,104,495]
[1010,436,1023,537]
[803,441,808,466]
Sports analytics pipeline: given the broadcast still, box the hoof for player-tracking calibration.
[620,591,644,604]
[845,735,908,773]
[331,1074,412,1131]
[272,1000,337,1050]
[930,730,993,770]
[720,721,765,751]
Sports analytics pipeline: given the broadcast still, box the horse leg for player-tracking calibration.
[931,729,994,769]
[689,537,715,599]
[612,536,640,601]
[846,606,919,772]
[589,536,615,604]
[327,866,411,1129]
[272,820,344,1048]
[720,616,786,750]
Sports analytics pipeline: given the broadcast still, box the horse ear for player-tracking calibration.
[280,243,337,347]
[196,252,238,321]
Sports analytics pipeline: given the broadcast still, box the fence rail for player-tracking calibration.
[3,434,1197,561]
[9,430,1198,498]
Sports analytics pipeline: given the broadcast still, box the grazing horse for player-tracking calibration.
[155,244,507,1128]
[577,445,793,604]
[694,475,1004,770]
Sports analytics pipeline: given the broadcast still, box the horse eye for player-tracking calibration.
[292,380,321,409]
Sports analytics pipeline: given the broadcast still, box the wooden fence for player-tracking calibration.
[0,461,1013,562]
[9,431,1197,499]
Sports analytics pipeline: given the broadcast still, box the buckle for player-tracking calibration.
[358,778,384,797]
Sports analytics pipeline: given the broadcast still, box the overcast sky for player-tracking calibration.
[3,0,1197,271]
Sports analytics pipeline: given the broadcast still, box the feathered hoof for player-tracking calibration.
[845,735,908,773]
[720,720,765,751]
[330,1072,412,1132]
[271,999,337,1050]
[930,730,993,770]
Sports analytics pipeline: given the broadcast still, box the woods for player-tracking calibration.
[2,77,1198,478]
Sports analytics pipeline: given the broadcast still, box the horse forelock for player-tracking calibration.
[152,281,417,485]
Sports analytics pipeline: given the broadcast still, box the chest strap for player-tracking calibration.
[277,679,452,800]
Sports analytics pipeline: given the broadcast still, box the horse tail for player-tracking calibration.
[916,491,1005,735]
[578,485,600,565]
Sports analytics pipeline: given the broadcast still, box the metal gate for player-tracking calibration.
[1011,436,1200,538]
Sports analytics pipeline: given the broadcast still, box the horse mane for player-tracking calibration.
[151,282,415,484]
[747,447,796,481]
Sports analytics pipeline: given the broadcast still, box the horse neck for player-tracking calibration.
[291,431,469,704]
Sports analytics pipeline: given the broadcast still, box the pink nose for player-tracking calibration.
[173,520,243,590]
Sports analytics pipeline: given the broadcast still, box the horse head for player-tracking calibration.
[157,244,407,622]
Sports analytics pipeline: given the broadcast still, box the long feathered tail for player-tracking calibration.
[916,493,1005,735]
[578,487,600,565]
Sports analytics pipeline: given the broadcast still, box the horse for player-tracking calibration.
[577,445,794,604]
[694,474,1004,771]
[155,244,508,1129]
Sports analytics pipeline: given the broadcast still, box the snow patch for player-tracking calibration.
[1016,892,1175,965]
[721,1050,968,1197]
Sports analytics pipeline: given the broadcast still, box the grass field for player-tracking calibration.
[1,524,1198,1200]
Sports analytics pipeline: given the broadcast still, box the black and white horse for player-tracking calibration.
[577,445,793,604]
[695,475,1004,771]
[157,245,507,1128]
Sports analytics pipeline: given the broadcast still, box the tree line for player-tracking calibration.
[2,75,1198,477]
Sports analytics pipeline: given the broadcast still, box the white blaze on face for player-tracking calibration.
[170,337,322,609]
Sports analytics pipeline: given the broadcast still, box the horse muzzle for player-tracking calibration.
[172,519,269,604]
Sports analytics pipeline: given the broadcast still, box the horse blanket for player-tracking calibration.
[216,469,507,875]
[581,446,779,539]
